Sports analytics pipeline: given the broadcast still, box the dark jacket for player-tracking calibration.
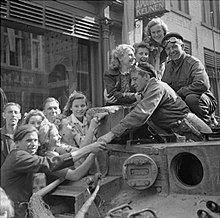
[104,68,137,105]
[111,78,189,137]
[0,126,14,167]
[1,149,74,218]
[162,52,216,101]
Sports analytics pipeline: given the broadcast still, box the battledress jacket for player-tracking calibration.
[0,125,14,168]
[104,68,137,105]
[0,149,74,217]
[111,78,189,137]
[162,52,216,101]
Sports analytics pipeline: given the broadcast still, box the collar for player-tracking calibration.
[70,113,88,127]
[142,77,157,94]
[120,70,130,76]
[0,125,14,139]
[171,52,186,66]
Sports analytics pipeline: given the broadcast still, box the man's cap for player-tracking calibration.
[162,32,184,47]
[136,63,157,78]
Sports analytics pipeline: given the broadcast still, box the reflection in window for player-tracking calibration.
[171,0,189,15]
[1,27,93,113]
[1,27,22,67]
[77,42,91,101]
[31,34,43,70]
[201,0,220,30]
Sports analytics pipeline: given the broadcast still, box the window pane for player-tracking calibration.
[77,43,91,101]
[1,27,92,113]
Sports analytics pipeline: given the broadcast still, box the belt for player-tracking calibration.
[170,113,202,139]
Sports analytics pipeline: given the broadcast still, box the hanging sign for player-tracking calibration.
[135,0,170,19]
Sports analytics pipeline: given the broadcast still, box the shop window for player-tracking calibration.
[1,25,94,113]
[171,0,189,15]
[201,0,220,30]
[31,34,43,70]
[77,42,91,101]
[1,27,22,67]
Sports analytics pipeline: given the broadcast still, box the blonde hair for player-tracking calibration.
[23,109,48,126]
[109,44,135,70]
[38,123,57,146]
[0,187,14,218]
[37,123,57,156]
[144,17,168,41]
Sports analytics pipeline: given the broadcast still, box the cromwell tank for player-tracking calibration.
[43,106,220,218]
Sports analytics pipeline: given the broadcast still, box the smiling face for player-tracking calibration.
[59,119,77,145]
[48,127,61,148]
[3,105,21,127]
[135,47,149,64]
[70,98,87,121]
[17,131,39,155]
[28,115,43,130]
[165,42,184,61]
[150,24,165,44]
[119,48,135,68]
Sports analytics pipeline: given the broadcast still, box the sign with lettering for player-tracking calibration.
[135,0,170,18]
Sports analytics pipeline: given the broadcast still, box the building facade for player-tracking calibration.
[1,0,220,116]
[1,0,124,113]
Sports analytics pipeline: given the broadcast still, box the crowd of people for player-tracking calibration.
[0,91,108,217]
[0,17,219,217]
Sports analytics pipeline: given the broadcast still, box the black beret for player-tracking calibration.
[161,32,184,45]
[137,63,157,78]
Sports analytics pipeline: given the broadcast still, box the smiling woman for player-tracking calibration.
[144,17,168,79]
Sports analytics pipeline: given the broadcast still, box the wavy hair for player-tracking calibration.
[109,44,135,70]
[144,17,168,42]
[63,91,89,117]
[22,109,48,126]
[0,187,14,218]
[38,122,57,156]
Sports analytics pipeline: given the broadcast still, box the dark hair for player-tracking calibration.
[43,97,59,110]
[63,91,88,117]
[136,63,157,78]
[14,124,38,142]
[133,42,149,55]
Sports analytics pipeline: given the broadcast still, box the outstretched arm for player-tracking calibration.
[65,153,95,181]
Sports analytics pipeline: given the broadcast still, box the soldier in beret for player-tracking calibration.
[161,32,218,127]
[98,62,212,144]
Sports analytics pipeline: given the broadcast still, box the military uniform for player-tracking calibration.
[111,78,212,141]
[161,33,217,125]
[0,126,15,167]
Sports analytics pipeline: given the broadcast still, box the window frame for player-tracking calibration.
[171,0,190,16]
[201,0,220,30]
[1,27,23,68]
